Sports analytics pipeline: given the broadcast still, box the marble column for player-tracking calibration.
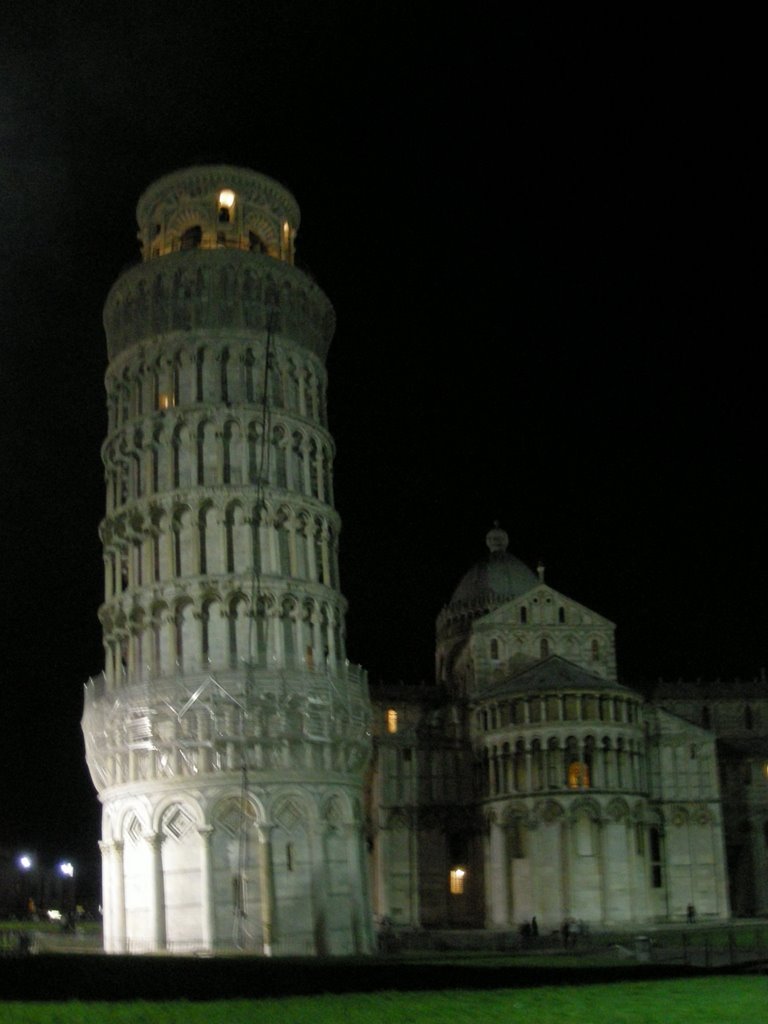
[257,827,275,955]
[198,825,215,951]
[145,832,166,951]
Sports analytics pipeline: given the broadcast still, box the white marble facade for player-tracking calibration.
[83,166,373,955]
[369,526,730,932]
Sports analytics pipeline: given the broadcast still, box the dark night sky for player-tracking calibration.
[0,5,763,877]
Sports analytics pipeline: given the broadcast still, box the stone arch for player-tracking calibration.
[173,597,196,673]
[222,418,243,484]
[196,417,217,486]
[292,429,307,494]
[536,799,565,824]
[171,503,194,578]
[116,800,152,842]
[210,792,264,834]
[270,792,314,833]
[670,805,690,826]
[274,504,293,576]
[227,591,250,667]
[153,793,205,836]
[245,216,279,257]
[171,421,192,489]
[246,419,264,484]
[272,423,288,487]
[224,499,249,574]
[606,797,631,823]
[569,797,603,824]
[200,594,224,668]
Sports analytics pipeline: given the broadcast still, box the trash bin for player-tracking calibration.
[634,935,651,962]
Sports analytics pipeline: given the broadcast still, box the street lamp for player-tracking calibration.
[16,853,38,919]
[58,862,76,928]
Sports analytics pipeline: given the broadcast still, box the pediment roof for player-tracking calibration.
[478,654,635,701]
[476,583,615,629]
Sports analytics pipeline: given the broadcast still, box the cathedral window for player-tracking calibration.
[386,708,398,734]
[540,638,549,659]
[568,761,590,789]
[520,607,527,624]
[591,639,600,661]
[489,638,499,660]
[449,868,466,895]
[649,827,663,887]
[558,607,565,624]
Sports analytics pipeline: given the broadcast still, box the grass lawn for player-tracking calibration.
[0,976,765,1024]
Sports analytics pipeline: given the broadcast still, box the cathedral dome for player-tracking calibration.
[450,525,538,608]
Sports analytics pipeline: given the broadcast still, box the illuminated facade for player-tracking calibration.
[368,526,731,931]
[83,166,372,955]
[652,677,768,917]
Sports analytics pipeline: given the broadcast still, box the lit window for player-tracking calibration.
[386,708,398,734]
[567,761,590,789]
[449,868,466,895]
[218,189,236,223]
[157,392,173,411]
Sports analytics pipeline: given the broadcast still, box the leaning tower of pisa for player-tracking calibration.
[82,166,373,955]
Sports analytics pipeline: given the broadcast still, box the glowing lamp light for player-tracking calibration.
[219,189,236,208]
[18,855,33,870]
[59,861,74,878]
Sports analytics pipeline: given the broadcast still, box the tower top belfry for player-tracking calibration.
[103,165,334,365]
[136,164,299,262]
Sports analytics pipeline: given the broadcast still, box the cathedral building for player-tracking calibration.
[82,166,373,955]
[367,525,731,932]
